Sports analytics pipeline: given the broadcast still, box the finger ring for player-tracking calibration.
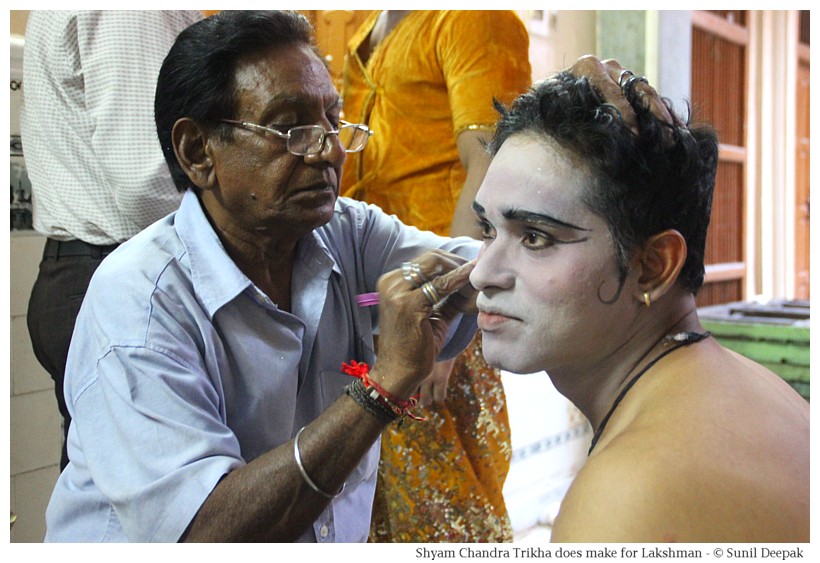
[618,69,634,88]
[410,262,428,282]
[622,74,648,94]
[402,261,427,287]
[402,262,419,286]
[421,281,442,307]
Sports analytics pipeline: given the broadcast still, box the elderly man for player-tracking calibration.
[44,11,480,543]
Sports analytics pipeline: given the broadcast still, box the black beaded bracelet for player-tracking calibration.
[345,380,397,424]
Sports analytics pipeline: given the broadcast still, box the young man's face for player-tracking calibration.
[470,133,638,376]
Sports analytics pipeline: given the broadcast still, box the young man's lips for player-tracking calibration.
[477,310,516,330]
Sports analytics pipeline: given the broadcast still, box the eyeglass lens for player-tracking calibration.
[288,125,370,155]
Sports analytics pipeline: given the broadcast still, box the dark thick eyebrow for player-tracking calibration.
[472,201,590,232]
[503,208,590,232]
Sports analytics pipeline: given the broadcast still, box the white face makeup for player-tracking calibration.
[469,134,637,375]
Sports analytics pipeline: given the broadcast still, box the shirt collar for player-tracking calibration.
[174,189,341,318]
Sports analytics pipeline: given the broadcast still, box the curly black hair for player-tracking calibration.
[488,72,719,296]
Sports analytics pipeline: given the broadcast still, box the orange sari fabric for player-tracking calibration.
[341,10,531,235]
[342,11,531,542]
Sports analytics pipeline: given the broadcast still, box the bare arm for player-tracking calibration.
[182,396,382,542]
[550,423,799,543]
[449,128,493,239]
[550,448,696,543]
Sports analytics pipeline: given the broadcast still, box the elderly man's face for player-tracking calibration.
[202,43,345,240]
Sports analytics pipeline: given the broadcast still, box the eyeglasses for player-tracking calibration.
[219,119,373,156]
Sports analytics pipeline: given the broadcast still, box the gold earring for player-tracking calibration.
[643,291,651,308]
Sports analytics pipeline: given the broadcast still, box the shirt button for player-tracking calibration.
[319,525,329,538]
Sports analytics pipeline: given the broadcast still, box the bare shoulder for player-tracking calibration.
[550,442,692,542]
[550,343,809,542]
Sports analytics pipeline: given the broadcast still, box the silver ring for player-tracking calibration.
[421,281,442,307]
[622,74,648,95]
[618,69,634,88]
[410,263,428,283]
[402,261,427,287]
[402,262,418,286]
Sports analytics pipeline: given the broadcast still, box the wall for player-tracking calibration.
[748,10,802,300]
[9,234,60,543]
[521,10,597,81]
[10,10,29,34]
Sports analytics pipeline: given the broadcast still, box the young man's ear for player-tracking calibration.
[172,118,217,191]
[634,229,687,305]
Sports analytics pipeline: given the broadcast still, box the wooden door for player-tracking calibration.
[691,11,749,306]
[794,11,810,299]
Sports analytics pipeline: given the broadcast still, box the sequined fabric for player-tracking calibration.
[369,334,514,542]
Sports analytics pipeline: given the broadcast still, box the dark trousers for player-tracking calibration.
[27,239,118,470]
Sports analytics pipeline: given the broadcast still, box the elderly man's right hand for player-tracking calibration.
[369,249,476,401]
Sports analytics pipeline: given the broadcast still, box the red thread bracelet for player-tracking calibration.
[341,361,426,422]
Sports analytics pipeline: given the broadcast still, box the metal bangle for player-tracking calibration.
[293,426,345,499]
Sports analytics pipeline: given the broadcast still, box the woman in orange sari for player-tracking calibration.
[341,10,531,542]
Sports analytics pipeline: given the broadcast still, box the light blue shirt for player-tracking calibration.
[45,190,479,542]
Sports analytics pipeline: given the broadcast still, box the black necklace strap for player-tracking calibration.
[587,331,710,455]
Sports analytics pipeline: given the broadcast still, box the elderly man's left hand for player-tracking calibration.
[567,55,683,133]
[418,358,456,407]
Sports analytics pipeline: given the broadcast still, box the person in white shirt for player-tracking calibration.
[21,10,203,469]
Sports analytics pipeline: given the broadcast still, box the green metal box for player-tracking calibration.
[698,300,810,401]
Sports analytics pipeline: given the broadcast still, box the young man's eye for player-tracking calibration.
[476,219,496,240]
[522,230,555,250]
